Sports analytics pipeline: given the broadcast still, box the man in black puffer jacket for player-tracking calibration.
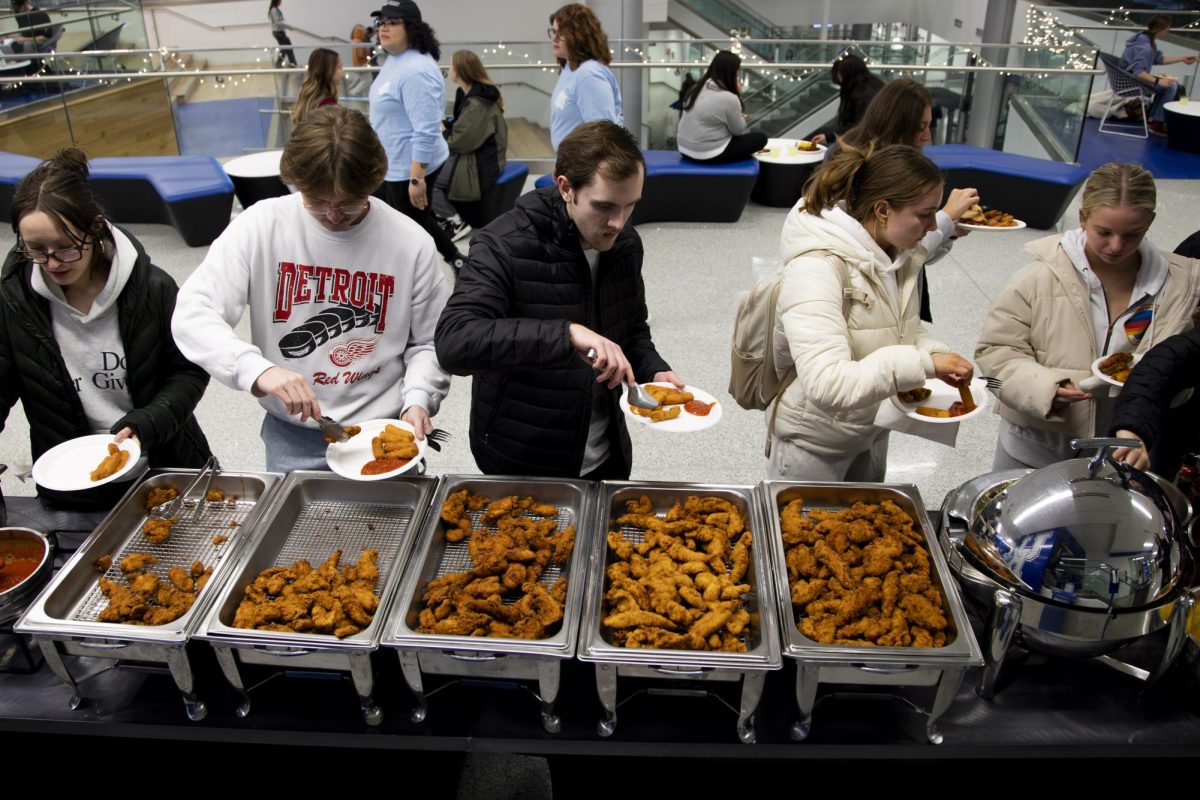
[435,121,682,479]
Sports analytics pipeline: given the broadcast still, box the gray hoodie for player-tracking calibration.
[30,222,135,435]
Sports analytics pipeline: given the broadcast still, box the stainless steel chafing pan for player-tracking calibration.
[577,481,782,744]
[762,481,983,745]
[382,475,593,734]
[16,469,281,720]
[195,470,437,726]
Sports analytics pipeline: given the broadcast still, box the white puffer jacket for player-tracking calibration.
[770,203,950,456]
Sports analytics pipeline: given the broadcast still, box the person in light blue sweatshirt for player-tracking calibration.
[548,3,622,150]
[369,0,466,269]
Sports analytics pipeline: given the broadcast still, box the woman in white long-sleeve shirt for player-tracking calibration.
[769,143,974,482]
[677,50,767,164]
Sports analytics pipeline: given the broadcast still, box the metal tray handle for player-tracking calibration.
[73,639,132,651]
[651,666,710,676]
[445,651,501,662]
[854,664,921,674]
[252,645,317,657]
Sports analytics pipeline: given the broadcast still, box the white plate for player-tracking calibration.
[959,218,1027,231]
[32,434,141,492]
[1091,353,1140,388]
[621,383,722,432]
[325,418,426,481]
[889,377,988,425]
[753,138,826,164]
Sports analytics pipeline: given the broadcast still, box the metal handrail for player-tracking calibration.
[0,61,1104,83]
[148,6,349,44]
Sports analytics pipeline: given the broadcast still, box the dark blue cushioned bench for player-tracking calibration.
[924,144,1090,230]
[532,150,758,224]
[457,161,529,230]
[0,151,234,247]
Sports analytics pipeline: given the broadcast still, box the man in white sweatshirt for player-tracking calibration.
[173,106,451,472]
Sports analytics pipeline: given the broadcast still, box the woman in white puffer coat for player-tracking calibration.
[768,143,975,481]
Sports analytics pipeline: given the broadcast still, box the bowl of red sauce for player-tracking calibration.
[0,528,52,625]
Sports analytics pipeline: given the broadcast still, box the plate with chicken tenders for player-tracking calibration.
[1092,352,1140,387]
[958,203,1026,231]
[890,377,987,424]
[325,418,427,481]
[32,434,141,492]
[621,382,722,432]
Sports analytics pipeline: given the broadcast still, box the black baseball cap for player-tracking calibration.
[371,0,421,23]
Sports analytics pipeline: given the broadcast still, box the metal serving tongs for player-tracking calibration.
[317,415,351,444]
[584,348,659,410]
[148,455,221,523]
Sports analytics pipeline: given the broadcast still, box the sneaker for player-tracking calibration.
[440,214,472,242]
[1149,120,1167,137]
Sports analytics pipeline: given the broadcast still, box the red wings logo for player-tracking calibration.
[328,337,379,367]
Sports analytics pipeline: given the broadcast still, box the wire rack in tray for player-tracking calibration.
[73,497,254,623]
[430,506,573,595]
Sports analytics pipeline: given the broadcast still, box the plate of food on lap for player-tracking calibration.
[890,377,987,424]
[621,382,722,432]
[958,203,1027,231]
[325,418,426,481]
[32,434,141,492]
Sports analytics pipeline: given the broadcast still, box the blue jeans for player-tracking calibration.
[1149,80,1180,122]
[261,413,329,474]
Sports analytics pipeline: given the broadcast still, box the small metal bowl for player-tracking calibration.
[0,527,53,626]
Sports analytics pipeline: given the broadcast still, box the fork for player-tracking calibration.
[426,428,451,452]
[981,376,1003,390]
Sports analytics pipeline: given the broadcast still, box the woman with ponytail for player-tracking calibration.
[768,143,973,481]
[0,149,211,546]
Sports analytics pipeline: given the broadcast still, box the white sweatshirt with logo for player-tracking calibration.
[172,195,451,427]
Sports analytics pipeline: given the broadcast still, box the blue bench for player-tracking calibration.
[924,144,1090,230]
[0,151,234,247]
[532,149,759,225]
[457,161,529,230]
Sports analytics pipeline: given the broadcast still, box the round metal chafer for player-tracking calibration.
[939,438,1195,698]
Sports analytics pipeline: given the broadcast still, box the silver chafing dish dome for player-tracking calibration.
[940,439,1195,697]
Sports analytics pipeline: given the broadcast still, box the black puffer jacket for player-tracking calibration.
[435,187,671,477]
[0,227,212,508]
[1109,327,1200,472]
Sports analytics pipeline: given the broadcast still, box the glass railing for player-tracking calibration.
[0,38,1107,166]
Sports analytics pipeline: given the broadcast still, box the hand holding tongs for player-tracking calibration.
[584,348,660,410]
[148,455,221,522]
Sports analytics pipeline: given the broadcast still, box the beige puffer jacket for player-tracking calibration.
[770,204,950,456]
[975,234,1200,438]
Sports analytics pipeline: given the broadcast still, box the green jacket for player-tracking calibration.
[446,83,507,202]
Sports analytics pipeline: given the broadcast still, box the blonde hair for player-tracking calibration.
[451,50,504,113]
[1080,162,1157,220]
[802,142,942,224]
[291,48,340,124]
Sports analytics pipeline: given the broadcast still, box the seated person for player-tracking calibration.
[1119,14,1198,135]
[435,121,683,480]
[676,50,766,164]
[173,106,451,473]
[10,0,52,52]
[1,149,211,549]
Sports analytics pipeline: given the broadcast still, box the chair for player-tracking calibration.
[1097,52,1150,139]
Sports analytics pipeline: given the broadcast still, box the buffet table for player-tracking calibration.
[2,642,1198,761]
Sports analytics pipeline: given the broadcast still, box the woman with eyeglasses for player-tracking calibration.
[0,148,211,546]
[548,3,622,150]
[368,0,466,271]
[173,106,451,474]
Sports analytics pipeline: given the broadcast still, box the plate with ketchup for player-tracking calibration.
[621,382,722,432]
[324,418,427,481]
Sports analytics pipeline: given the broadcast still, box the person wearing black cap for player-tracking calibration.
[369,0,467,271]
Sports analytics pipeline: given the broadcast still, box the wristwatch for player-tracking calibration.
[410,177,424,186]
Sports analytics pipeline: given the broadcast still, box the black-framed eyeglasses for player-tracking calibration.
[547,27,562,41]
[18,246,85,264]
[302,200,370,218]
[374,17,400,29]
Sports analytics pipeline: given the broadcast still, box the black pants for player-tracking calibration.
[272,31,296,66]
[378,165,461,264]
[682,131,768,165]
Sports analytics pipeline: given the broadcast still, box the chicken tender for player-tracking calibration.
[643,384,694,405]
[120,552,158,574]
[142,516,178,545]
[90,442,129,482]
